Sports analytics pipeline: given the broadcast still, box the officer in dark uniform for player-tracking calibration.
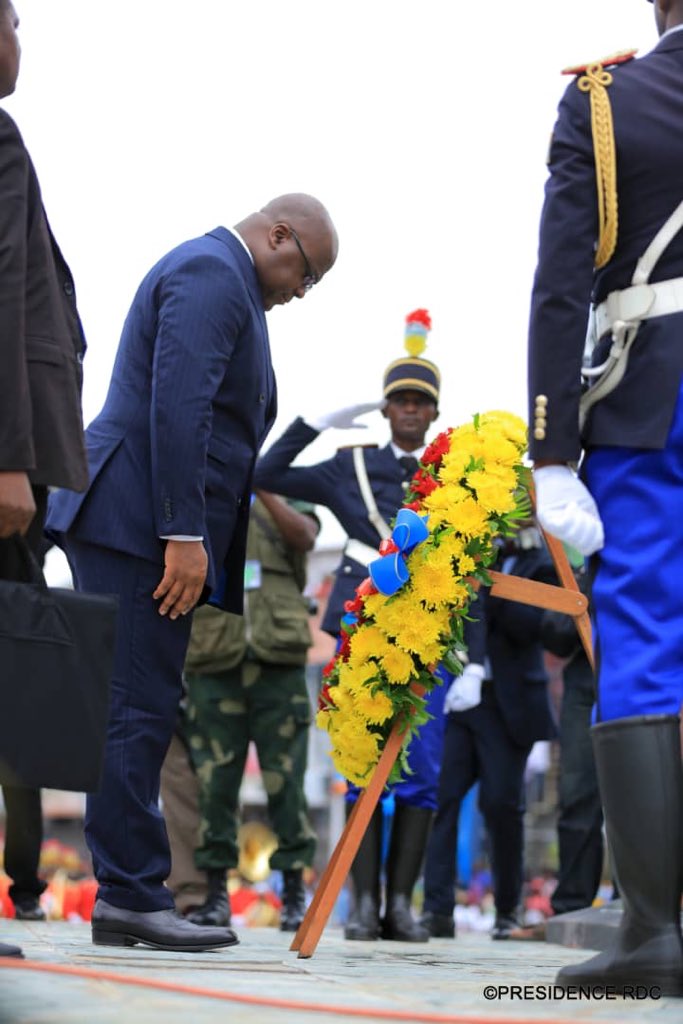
[255,310,486,942]
[420,527,558,942]
[528,0,683,994]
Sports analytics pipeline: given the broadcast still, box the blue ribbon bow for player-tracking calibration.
[369,508,430,596]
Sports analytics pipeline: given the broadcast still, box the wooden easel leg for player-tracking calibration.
[541,529,595,671]
[292,721,408,958]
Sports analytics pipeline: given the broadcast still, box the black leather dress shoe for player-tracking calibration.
[0,942,24,958]
[420,910,456,938]
[13,897,46,921]
[91,899,239,951]
[491,914,521,940]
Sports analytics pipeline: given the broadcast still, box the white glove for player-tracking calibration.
[534,465,604,557]
[305,400,386,432]
[444,663,485,714]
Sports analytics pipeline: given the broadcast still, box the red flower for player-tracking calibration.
[402,499,422,512]
[322,656,337,678]
[422,429,452,467]
[344,593,365,615]
[411,470,439,497]
[338,631,351,659]
[318,681,336,711]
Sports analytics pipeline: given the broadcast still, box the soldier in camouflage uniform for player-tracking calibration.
[179,492,319,930]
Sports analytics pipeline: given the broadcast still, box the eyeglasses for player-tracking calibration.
[288,226,319,291]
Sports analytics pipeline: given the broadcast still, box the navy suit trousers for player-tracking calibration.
[66,540,192,911]
[422,687,531,918]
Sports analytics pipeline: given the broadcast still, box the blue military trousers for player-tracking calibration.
[584,384,683,721]
[66,539,192,911]
[345,679,446,810]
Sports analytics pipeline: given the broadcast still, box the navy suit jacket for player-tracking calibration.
[46,228,277,613]
[253,416,486,662]
[484,545,558,748]
[528,33,683,461]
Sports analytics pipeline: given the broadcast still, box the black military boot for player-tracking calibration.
[186,868,231,927]
[557,715,683,996]
[279,868,306,932]
[382,803,432,942]
[344,803,383,940]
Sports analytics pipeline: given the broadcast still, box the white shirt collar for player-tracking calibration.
[226,226,254,264]
[390,442,426,461]
[661,23,683,40]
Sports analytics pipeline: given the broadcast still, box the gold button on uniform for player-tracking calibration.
[533,394,548,440]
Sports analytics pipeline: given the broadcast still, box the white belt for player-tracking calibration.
[594,276,683,341]
[344,538,381,568]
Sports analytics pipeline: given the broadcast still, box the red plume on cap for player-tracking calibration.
[405,308,432,331]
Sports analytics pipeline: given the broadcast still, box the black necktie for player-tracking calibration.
[399,455,419,477]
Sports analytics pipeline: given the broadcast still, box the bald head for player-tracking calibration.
[236,193,338,311]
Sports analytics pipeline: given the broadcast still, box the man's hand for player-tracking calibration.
[0,471,36,538]
[444,663,485,714]
[306,400,386,432]
[153,539,208,619]
[534,464,604,557]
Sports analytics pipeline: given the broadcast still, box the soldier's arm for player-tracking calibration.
[255,490,319,553]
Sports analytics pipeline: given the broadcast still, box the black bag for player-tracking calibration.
[0,536,118,792]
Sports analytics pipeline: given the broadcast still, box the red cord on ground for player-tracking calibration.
[0,956,580,1024]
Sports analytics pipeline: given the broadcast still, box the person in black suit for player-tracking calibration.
[540,567,604,921]
[0,0,89,958]
[420,526,558,940]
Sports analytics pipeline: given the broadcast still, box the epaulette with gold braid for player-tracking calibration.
[561,49,637,269]
[561,49,637,77]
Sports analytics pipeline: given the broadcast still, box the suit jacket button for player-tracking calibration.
[63,280,74,296]
[258,393,266,403]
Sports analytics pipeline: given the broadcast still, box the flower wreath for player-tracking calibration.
[315,410,530,787]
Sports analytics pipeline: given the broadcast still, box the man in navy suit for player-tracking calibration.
[46,194,338,952]
[255,336,486,942]
[528,0,683,993]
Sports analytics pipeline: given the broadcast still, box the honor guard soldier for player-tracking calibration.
[255,309,486,942]
[528,0,683,995]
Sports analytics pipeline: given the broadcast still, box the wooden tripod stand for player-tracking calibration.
[290,527,593,958]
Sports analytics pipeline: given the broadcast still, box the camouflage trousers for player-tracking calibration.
[183,659,316,872]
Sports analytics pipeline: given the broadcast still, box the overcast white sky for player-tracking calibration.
[4,0,657,570]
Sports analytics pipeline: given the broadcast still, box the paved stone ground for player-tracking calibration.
[0,919,680,1024]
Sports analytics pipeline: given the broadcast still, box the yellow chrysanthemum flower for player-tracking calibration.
[363,592,388,621]
[435,531,467,563]
[476,434,521,468]
[380,644,417,685]
[353,687,395,725]
[316,708,332,732]
[456,553,477,576]
[466,468,519,514]
[409,556,465,609]
[480,410,528,450]
[380,601,451,661]
[339,659,378,694]
[423,481,470,513]
[349,624,392,663]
